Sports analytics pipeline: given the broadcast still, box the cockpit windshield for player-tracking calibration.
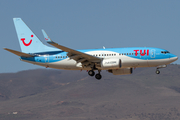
[161,51,170,54]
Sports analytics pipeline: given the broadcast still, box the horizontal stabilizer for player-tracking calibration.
[3,48,34,57]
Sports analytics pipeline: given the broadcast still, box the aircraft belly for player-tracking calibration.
[120,56,148,68]
[147,58,173,67]
[120,56,173,68]
[48,59,79,70]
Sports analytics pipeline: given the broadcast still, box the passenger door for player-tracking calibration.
[150,49,155,58]
[45,55,49,63]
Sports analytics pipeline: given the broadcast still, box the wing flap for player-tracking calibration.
[4,48,34,57]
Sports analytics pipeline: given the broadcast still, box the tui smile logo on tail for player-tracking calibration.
[45,37,49,41]
[21,35,33,46]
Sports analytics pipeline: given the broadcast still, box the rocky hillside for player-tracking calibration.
[0,64,180,120]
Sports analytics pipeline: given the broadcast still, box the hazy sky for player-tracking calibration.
[1,0,180,73]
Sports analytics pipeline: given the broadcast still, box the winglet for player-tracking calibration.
[42,29,53,43]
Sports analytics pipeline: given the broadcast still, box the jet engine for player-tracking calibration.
[101,59,121,69]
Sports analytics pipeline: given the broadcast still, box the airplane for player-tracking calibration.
[4,18,178,80]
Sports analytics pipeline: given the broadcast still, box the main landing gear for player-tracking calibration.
[88,70,95,76]
[88,70,102,80]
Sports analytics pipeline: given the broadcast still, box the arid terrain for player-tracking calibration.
[0,64,180,120]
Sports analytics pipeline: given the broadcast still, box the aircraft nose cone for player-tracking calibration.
[169,54,178,63]
[171,55,178,62]
[175,56,178,61]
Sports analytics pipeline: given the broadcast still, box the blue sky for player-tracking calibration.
[1,0,180,73]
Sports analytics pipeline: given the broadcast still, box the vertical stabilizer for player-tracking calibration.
[13,18,58,53]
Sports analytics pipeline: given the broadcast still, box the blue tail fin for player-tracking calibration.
[13,18,58,53]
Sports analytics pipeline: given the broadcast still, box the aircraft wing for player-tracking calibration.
[42,30,101,63]
[4,48,34,57]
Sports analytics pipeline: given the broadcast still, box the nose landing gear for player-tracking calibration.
[155,65,167,74]
[156,69,160,74]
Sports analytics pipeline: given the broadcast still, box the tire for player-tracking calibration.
[88,70,95,76]
[156,70,160,74]
[95,74,102,80]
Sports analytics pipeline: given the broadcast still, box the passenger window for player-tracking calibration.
[129,53,131,55]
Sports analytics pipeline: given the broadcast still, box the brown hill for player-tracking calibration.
[0,64,180,120]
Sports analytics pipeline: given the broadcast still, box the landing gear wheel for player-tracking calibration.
[156,69,160,74]
[88,70,95,76]
[95,74,102,80]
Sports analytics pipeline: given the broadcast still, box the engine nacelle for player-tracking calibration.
[108,68,133,75]
[101,59,121,69]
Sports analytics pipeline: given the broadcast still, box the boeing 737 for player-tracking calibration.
[4,18,178,80]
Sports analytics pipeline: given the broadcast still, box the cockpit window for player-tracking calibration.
[161,51,170,54]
